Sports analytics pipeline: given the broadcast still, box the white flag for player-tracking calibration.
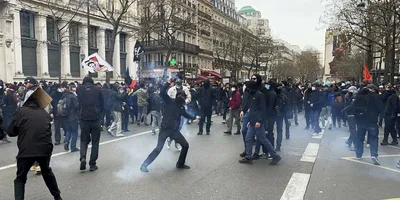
[81,53,113,73]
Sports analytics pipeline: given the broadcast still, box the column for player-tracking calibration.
[97,28,106,79]
[126,34,136,80]
[60,21,71,78]
[79,23,88,77]
[35,13,49,78]
[13,7,24,78]
[113,33,120,79]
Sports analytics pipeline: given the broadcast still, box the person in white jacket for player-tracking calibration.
[166,79,191,150]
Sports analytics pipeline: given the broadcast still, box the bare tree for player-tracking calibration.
[294,49,322,83]
[333,49,365,82]
[139,0,197,69]
[246,36,276,78]
[96,0,137,83]
[226,30,253,81]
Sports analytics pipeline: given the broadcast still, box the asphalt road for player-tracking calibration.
[0,114,399,200]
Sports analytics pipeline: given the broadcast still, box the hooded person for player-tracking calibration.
[197,79,215,135]
[140,79,199,172]
[100,83,112,128]
[107,83,125,137]
[239,81,282,165]
[76,76,104,171]
[7,90,63,200]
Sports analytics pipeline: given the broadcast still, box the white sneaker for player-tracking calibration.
[167,138,172,150]
[222,120,226,124]
[312,133,319,136]
[366,144,370,148]
[175,142,182,151]
[116,133,125,137]
[371,156,380,165]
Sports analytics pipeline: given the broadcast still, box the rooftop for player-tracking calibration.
[238,6,257,13]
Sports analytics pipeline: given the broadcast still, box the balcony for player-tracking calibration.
[143,39,200,54]
[199,48,213,56]
[200,29,211,37]
[198,10,212,21]
[172,16,197,31]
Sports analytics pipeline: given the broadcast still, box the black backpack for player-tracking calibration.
[56,96,68,117]
[276,93,288,115]
[353,94,369,117]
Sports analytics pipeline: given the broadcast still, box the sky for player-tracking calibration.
[236,0,327,53]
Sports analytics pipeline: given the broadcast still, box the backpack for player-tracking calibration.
[328,92,335,104]
[56,97,68,117]
[275,93,287,115]
[353,94,369,117]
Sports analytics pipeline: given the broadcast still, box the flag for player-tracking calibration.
[134,40,144,62]
[81,53,113,73]
[125,68,137,89]
[363,64,372,81]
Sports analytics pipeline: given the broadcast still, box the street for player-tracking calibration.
[0,116,400,200]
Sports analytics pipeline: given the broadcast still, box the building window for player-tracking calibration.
[105,30,112,50]
[89,26,97,48]
[120,33,126,52]
[69,22,79,45]
[47,18,59,42]
[20,11,35,38]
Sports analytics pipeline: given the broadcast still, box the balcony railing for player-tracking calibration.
[143,39,200,54]
[198,10,212,21]
[199,48,213,56]
[200,29,211,37]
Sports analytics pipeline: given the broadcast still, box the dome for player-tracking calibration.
[238,6,257,13]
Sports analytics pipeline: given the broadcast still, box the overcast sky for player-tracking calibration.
[236,0,327,53]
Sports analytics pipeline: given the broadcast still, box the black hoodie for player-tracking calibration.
[354,88,384,124]
[198,80,215,110]
[76,77,104,120]
[101,83,112,110]
[383,89,399,117]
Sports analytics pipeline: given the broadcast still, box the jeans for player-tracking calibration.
[14,157,61,200]
[142,127,189,167]
[227,109,241,132]
[64,119,79,150]
[241,112,249,144]
[54,117,64,142]
[199,108,212,133]
[383,116,398,143]
[222,103,228,120]
[293,105,298,124]
[266,116,276,147]
[332,112,342,127]
[130,108,138,122]
[138,105,148,124]
[347,116,357,146]
[109,111,122,135]
[305,108,312,128]
[101,109,112,128]
[150,111,162,133]
[276,115,284,148]
[245,125,278,160]
[355,123,379,158]
[319,106,332,128]
[312,109,321,133]
[122,110,129,131]
[80,119,101,166]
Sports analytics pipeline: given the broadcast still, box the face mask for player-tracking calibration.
[312,87,316,91]
[57,88,62,92]
[265,84,270,90]
[231,88,236,92]
[119,89,124,93]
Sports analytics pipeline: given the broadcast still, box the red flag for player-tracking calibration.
[363,64,372,81]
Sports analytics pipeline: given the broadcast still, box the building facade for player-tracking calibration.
[0,0,141,83]
[238,6,271,37]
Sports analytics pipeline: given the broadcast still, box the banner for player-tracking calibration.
[81,53,113,73]
[134,40,145,62]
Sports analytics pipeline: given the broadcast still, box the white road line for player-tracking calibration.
[0,130,154,171]
[280,172,311,200]
[300,143,320,163]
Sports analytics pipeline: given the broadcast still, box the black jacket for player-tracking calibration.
[101,84,112,111]
[160,83,195,130]
[110,91,124,112]
[76,80,104,121]
[149,92,162,112]
[248,91,266,125]
[354,90,384,124]
[63,91,79,121]
[198,86,215,110]
[7,100,53,158]
[383,91,399,117]
[266,89,278,117]
[308,90,322,110]
[0,115,4,140]
[50,90,63,116]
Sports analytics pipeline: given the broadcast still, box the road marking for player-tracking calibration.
[383,198,400,200]
[300,143,320,163]
[0,130,154,171]
[280,172,311,200]
[341,157,400,174]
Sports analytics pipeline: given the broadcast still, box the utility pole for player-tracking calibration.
[87,0,91,77]
[391,4,397,84]
[183,33,186,82]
